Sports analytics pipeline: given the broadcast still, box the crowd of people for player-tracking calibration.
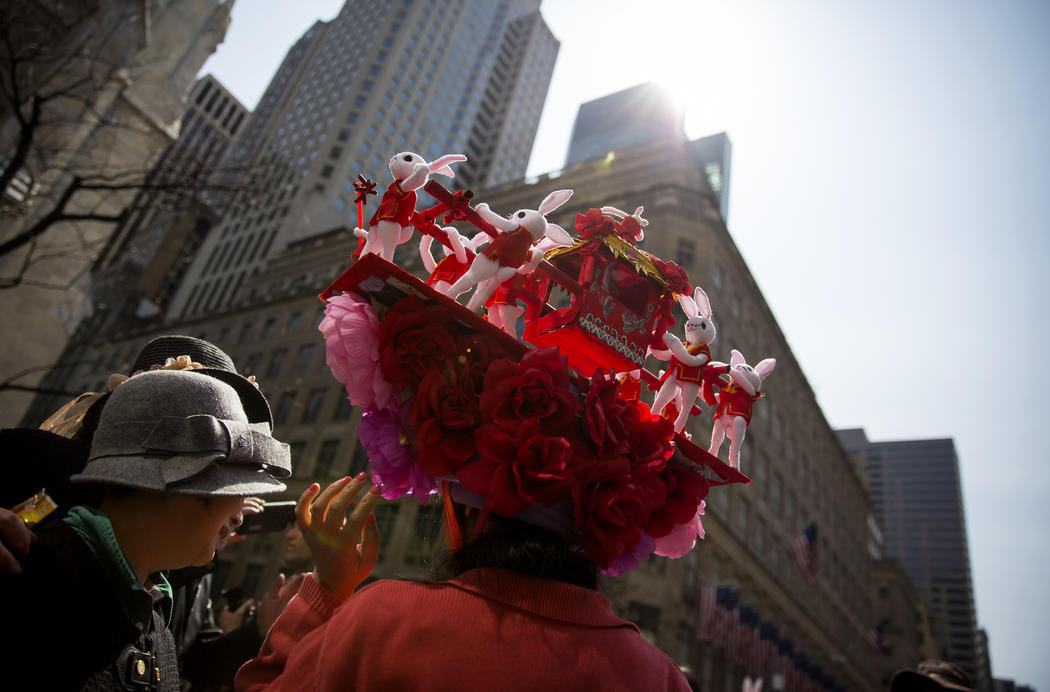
[0,334,975,691]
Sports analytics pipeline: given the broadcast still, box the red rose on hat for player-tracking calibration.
[458,418,574,517]
[651,257,692,295]
[583,370,645,457]
[574,208,614,240]
[411,369,482,477]
[480,347,579,435]
[572,462,662,568]
[455,332,516,392]
[625,412,675,473]
[645,462,710,539]
[378,296,458,389]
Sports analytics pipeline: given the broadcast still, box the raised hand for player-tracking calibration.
[256,572,305,636]
[295,474,382,601]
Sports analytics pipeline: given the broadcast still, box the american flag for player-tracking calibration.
[757,621,779,677]
[865,620,887,660]
[809,665,824,692]
[732,605,758,669]
[696,585,717,641]
[791,652,809,692]
[714,586,739,651]
[792,522,819,584]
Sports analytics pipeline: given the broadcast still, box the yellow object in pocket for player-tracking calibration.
[12,490,57,527]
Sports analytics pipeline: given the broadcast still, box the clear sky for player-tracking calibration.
[200,1,1050,687]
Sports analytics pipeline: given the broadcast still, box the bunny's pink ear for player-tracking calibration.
[730,349,746,368]
[428,154,467,178]
[538,189,573,216]
[678,293,698,317]
[754,358,776,380]
[543,222,573,247]
[693,286,712,318]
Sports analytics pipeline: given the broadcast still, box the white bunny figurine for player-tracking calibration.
[419,224,475,291]
[709,349,776,469]
[650,286,717,434]
[600,205,647,244]
[742,677,764,692]
[444,189,574,313]
[484,234,571,336]
[358,151,466,261]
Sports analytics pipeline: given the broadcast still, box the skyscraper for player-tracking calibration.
[565,82,684,166]
[838,429,986,690]
[91,75,249,327]
[169,0,558,320]
[565,83,732,221]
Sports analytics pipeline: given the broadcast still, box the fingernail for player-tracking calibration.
[355,472,367,481]
[340,475,353,484]
[310,482,319,490]
[369,485,382,495]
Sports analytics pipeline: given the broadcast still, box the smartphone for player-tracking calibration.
[221,585,246,611]
[237,501,296,534]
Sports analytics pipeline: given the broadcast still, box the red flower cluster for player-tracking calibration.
[650,257,692,295]
[376,296,709,569]
[574,209,615,240]
[574,208,648,247]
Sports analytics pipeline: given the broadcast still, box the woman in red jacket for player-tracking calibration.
[236,475,690,692]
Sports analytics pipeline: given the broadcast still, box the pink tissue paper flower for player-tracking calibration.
[653,501,706,559]
[359,401,436,502]
[320,293,394,410]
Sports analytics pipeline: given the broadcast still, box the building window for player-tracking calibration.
[301,388,327,423]
[243,352,263,376]
[289,440,306,466]
[320,165,333,178]
[293,344,316,376]
[329,146,342,160]
[337,128,351,141]
[286,311,302,334]
[266,349,287,379]
[274,392,296,426]
[332,395,353,421]
[348,443,368,477]
[675,237,695,266]
[315,439,340,477]
[261,318,277,340]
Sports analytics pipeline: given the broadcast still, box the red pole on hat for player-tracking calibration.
[352,175,377,259]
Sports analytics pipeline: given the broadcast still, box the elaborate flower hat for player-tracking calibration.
[319,159,759,575]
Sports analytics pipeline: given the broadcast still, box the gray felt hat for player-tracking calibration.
[71,369,291,496]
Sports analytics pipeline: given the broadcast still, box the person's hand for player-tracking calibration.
[0,508,35,575]
[256,572,305,636]
[222,496,265,549]
[217,600,252,633]
[296,474,381,601]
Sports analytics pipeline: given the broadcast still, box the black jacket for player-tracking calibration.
[0,519,178,690]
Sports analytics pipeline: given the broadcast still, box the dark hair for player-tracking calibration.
[437,512,600,590]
